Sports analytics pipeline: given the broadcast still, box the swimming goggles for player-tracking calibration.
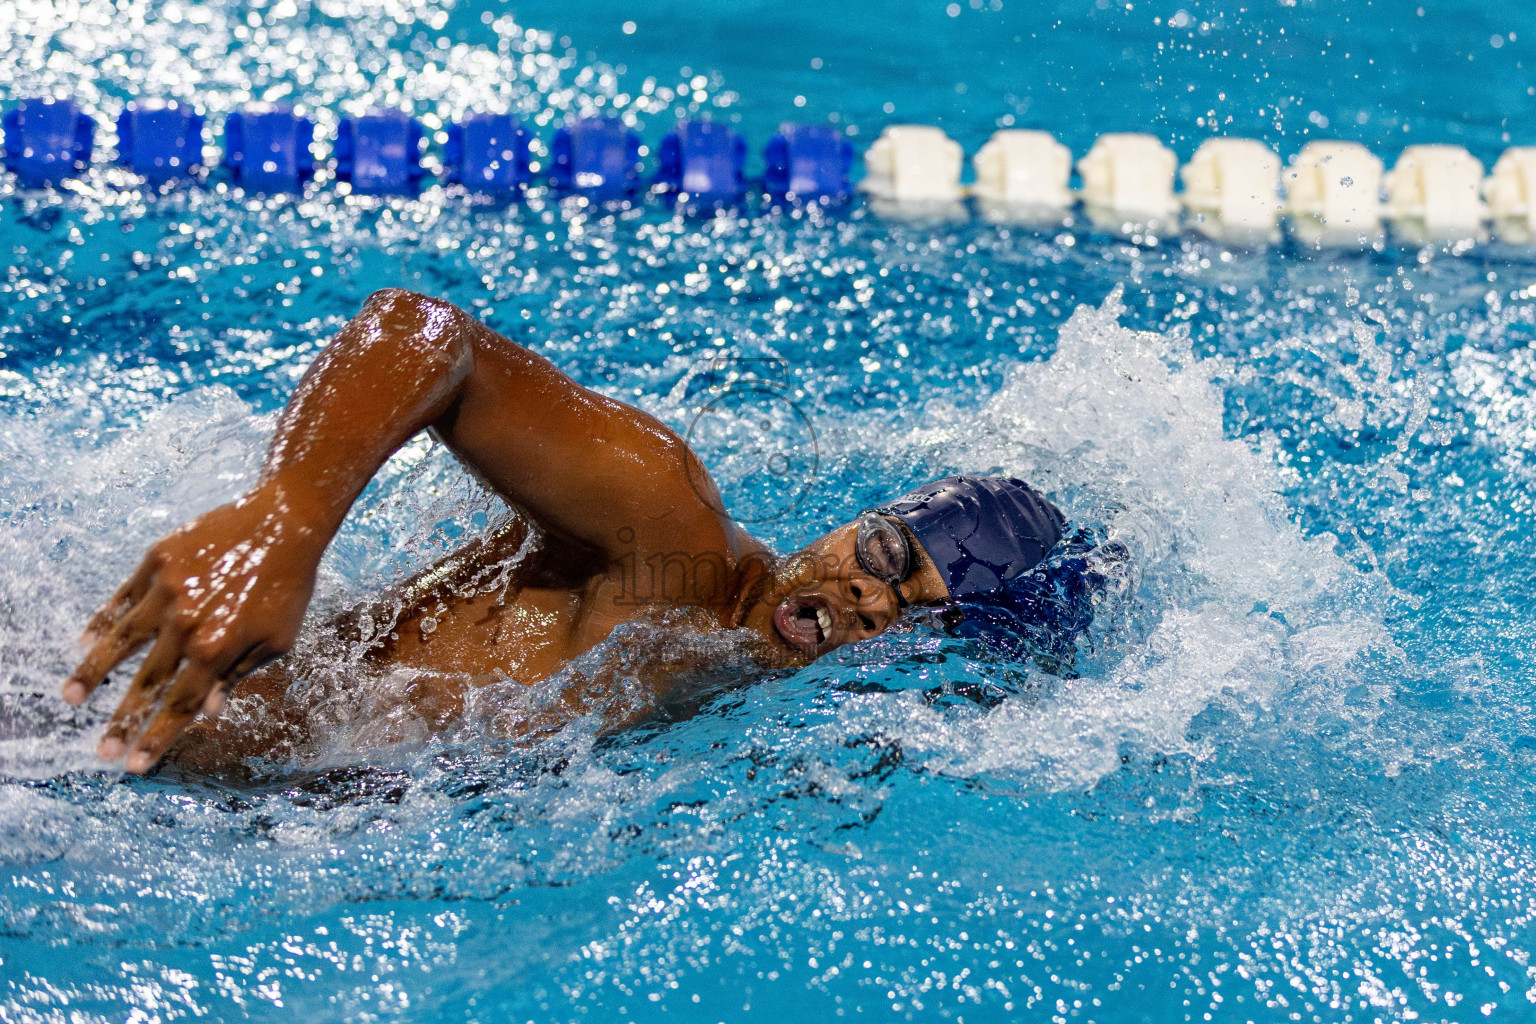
[854,512,913,600]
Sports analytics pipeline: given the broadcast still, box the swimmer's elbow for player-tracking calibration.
[365,286,434,308]
[362,287,459,328]
[353,288,475,370]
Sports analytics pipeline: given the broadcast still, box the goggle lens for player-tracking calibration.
[855,514,912,586]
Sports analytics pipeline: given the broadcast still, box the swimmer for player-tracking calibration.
[60,289,1065,773]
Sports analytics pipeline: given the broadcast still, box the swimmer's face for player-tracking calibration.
[743,518,951,660]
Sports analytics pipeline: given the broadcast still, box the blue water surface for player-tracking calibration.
[4,1,1536,1022]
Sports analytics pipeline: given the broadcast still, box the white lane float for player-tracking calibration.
[1283,141,1385,248]
[1180,137,1281,244]
[1076,132,1180,233]
[971,129,1073,224]
[860,124,967,219]
[1485,147,1536,244]
[1383,144,1487,244]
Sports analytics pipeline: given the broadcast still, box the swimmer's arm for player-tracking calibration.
[65,288,734,772]
[246,286,733,561]
[60,289,478,770]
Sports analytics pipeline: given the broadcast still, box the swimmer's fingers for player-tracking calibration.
[200,643,278,718]
[105,632,273,771]
[62,588,168,706]
[95,625,186,761]
[79,558,157,647]
[123,661,222,774]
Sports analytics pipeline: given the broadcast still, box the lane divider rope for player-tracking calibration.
[4,96,1528,247]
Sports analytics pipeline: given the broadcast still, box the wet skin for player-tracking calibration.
[61,289,950,773]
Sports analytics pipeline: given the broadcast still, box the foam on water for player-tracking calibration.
[750,289,1390,793]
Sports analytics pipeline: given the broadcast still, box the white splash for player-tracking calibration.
[834,288,1395,791]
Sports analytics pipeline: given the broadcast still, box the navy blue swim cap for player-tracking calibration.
[873,476,1065,599]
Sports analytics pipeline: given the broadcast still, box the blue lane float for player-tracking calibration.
[2,98,94,187]
[336,109,424,196]
[764,124,853,204]
[550,117,642,201]
[221,104,315,193]
[444,113,531,194]
[654,120,746,205]
[115,99,203,183]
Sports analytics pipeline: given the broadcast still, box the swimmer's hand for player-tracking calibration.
[62,485,324,773]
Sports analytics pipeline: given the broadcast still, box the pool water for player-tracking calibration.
[5,0,1536,1021]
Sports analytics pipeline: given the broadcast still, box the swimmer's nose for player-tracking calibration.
[844,576,898,637]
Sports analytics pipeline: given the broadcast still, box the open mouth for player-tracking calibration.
[772,593,834,653]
